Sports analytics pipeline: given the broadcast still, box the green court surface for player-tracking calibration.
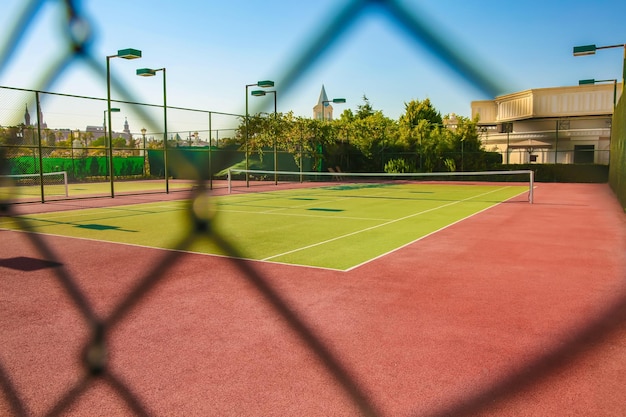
[1,183,529,270]
[1,179,195,200]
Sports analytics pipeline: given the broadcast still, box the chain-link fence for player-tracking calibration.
[1,0,626,416]
[0,86,251,202]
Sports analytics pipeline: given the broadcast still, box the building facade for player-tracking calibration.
[472,83,622,165]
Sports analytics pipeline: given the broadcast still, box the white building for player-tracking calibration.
[472,83,622,165]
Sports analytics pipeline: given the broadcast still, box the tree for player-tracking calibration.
[401,98,442,126]
[355,95,374,119]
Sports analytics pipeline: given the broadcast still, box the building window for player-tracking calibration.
[574,145,594,164]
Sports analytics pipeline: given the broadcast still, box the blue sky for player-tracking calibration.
[1,0,625,132]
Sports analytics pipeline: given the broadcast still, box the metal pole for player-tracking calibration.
[506,130,510,164]
[142,129,146,177]
[273,91,277,185]
[529,170,534,204]
[245,84,251,187]
[162,68,169,193]
[622,44,626,93]
[106,55,115,197]
[208,112,212,190]
[35,92,45,203]
[555,120,559,164]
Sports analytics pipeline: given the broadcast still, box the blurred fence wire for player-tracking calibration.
[1,0,625,417]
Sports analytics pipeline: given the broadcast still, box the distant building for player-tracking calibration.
[472,83,621,165]
[22,104,131,144]
[86,116,132,143]
[24,104,47,129]
[313,85,335,121]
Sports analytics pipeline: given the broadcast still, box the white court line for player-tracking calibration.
[0,202,186,224]
[219,208,390,222]
[261,186,513,262]
[346,186,531,271]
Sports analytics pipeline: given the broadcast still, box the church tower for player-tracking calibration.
[38,107,47,129]
[123,117,131,144]
[312,85,334,121]
[24,104,31,126]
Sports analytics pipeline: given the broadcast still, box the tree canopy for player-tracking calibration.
[239,96,498,173]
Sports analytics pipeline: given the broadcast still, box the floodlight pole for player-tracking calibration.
[137,67,168,192]
[245,80,274,187]
[320,98,346,172]
[573,43,626,93]
[251,89,278,184]
[579,78,617,162]
[103,108,121,181]
[107,48,142,198]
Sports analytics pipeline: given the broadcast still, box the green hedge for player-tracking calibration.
[609,95,626,211]
[7,156,144,179]
[500,164,608,183]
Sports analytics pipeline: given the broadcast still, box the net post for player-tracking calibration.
[529,170,534,204]
[227,169,232,194]
[63,171,69,197]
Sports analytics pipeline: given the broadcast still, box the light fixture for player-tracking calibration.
[116,48,142,59]
[573,44,597,56]
[106,47,142,197]
[321,97,346,121]
[573,42,625,92]
[136,68,157,77]
[245,80,275,186]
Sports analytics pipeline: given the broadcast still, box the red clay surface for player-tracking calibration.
[1,182,625,416]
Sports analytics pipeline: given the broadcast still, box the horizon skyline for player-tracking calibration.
[1,0,625,131]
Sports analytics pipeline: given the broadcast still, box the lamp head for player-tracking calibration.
[117,48,142,59]
[251,90,266,97]
[136,68,157,77]
[579,79,596,85]
[573,45,596,56]
[110,108,121,113]
[332,98,346,103]
[257,80,275,88]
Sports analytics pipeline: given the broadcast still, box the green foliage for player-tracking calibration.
[237,95,499,173]
[384,158,415,173]
[400,98,442,126]
[112,137,127,148]
[355,95,375,119]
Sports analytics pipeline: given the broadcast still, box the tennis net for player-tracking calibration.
[227,169,535,203]
[0,171,69,199]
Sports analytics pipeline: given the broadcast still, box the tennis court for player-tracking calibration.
[1,181,626,416]
[1,181,530,270]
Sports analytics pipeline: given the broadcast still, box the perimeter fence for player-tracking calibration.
[0,84,327,202]
[1,1,626,417]
[609,92,626,210]
[0,83,612,204]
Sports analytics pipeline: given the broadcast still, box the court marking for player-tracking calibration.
[1,185,529,271]
[261,186,514,262]
[345,190,525,271]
